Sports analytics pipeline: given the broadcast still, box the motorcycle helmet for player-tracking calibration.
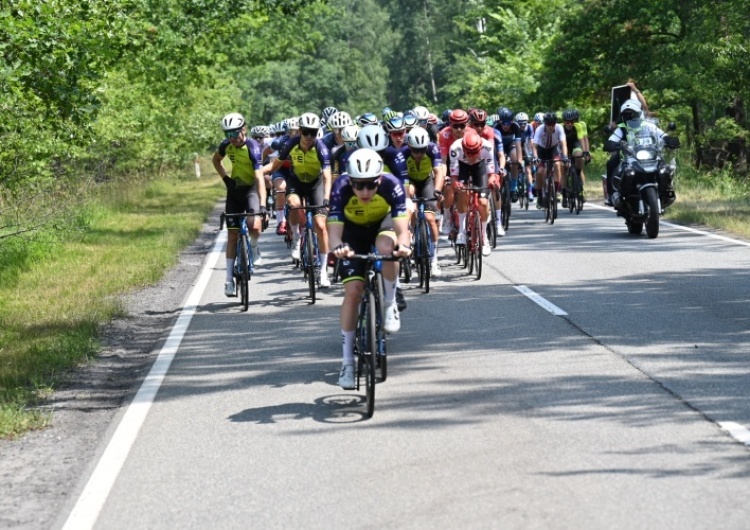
[347,148,384,180]
[620,100,643,127]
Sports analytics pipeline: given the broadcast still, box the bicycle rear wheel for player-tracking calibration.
[418,221,431,293]
[374,274,387,381]
[487,194,498,249]
[467,213,475,276]
[239,235,250,311]
[304,229,317,304]
[573,170,584,214]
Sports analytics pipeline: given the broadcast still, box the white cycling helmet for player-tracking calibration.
[328,111,354,130]
[341,124,360,143]
[413,105,430,122]
[357,124,390,150]
[221,112,245,131]
[515,112,529,124]
[347,148,384,180]
[286,117,299,131]
[533,112,545,124]
[299,112,321,130]
[406,126,430,149]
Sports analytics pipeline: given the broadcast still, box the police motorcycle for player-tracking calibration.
[604,100,680,239]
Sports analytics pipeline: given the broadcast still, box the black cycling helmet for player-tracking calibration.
[543,112,558,125]
[562,108,579,121]
[441,109,452,124]
[497,107,514,124]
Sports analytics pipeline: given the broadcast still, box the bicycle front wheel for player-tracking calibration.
[365,290,377,417]
[305,229,317,304]
[501,183,511,232]
[239,235,250,311]
[418,221,431,293]
[374,273,387,381]
[487,194,498,249]
[473,212,483,280]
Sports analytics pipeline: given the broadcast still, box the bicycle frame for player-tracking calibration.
[413,197,435,293]
[220,212,255,311]
[289,204,324,303]
[463,186,488,280]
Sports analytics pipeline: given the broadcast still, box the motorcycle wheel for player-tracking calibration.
[645,187,660,239]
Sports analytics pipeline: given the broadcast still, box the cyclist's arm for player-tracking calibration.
[212,151,229,179]
[392,217,411,252]
[255,169,266,208]
[433,164,445,192]
[322,167,333,203]
[327,221,344,252]
[262,158,283,175]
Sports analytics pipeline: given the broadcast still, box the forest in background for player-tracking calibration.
[1,0,749,234]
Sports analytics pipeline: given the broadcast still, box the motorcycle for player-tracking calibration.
[608,121,679,239]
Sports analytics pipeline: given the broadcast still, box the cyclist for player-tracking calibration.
[561,108,590,207]
[404,126,445,277]
[514,112,535,203]
[494,107,523,203]
[471,108,506,236]
[531,112,569,209]
[212,113,267,296]
[266,118,299,236]
[328,148,411,390]
[331,124,359,179]
[262,112,334,287]
[450,130,497,257]
[438,109,470,234]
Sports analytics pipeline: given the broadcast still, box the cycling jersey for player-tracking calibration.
[380,146,409,183]
[438,126,459,160]
[494,122,523,153]
[217,138,263,186]
[564,122,588,151]
[532,124,566,149]
[328,172,408,227]
[449,138,496,177]
[405,143,442,182]
[276,136,331,183]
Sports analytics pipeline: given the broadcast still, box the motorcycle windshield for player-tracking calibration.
[628,129,662,172]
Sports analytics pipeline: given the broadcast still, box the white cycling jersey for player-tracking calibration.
[532,123,566,149]
[448,137,496,177]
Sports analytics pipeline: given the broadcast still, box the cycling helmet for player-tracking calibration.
[384,115,406,133]
[249,126,264,138]
[562,108,579,121]
[441,109,452,123]
[258,125,271,137]
[286,117,299,131]
[327,111,353,130]
[340,124,360,143]
[533,112,545,124]
[347,148,384,180]
[357,112,379,127]
[299,112,321,130]
[620,99,642,122]
[406,126,430,149]
[321,106,338,120]
[268,123,279,135]
[412,105,430,123]
[221,112,245,131]
[427,113,438,125]
[543,112,558,125]
[469,108,488,124]
[383,109,399,122]
[514,112,529,125]
[357,124,390,150]
[449,109,469,125]
[462,131,483,156]
[382,106,392,117]
[497,107,514,124]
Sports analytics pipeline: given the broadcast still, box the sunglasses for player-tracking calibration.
[472,122,486,128]
[300,128,318,137]
[451,123,466,130]
[410,147,427,154]
[225,129,242,139]
[352,179,380,191]
[344,141,357,149]
[390,130,406,136]
[501,121,512,126]
[564,120,574,124]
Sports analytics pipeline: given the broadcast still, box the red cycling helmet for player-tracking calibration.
[462,130,483,156]
[468,108,488,124]
[449,109,469,125]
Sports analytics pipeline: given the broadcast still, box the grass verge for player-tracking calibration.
[0,168,222,438]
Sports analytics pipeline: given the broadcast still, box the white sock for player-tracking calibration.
[277,209,285,222]
[496,209,502,221]
[458,213,467,232]
[342,329,355,366]
[383,278,397,306]
[226,258,234,282]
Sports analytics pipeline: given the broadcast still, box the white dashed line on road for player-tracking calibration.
[515,285,568,316]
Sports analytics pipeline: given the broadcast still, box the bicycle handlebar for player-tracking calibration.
[287,204,328,211]
[348,253,402,262]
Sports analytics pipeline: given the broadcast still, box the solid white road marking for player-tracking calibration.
[515,285,568,316]
[719,422,750,447]
[62,230,227,530]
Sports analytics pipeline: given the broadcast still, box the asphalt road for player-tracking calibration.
[59,202,750,529]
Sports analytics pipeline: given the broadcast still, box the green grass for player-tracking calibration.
[0,168,223,438]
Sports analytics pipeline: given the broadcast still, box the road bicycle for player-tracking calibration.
[566,161,584,214]
[515,160,529,211]
[412,197,435,293]
[220,212,257,311]
[463,185,488,280]
[349,252,398,418]
[287,204,325,304]
[538,159,558,225]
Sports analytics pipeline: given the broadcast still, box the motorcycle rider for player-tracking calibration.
[604,99,680,208]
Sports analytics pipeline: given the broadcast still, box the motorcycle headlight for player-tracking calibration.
[636,149,656,161]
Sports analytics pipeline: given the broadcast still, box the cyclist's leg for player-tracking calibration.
[375,225,401,332]
[272,171,288,234]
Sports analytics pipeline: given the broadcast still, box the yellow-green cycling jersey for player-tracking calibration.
[217,138,263,185]
[276,136,332,183]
